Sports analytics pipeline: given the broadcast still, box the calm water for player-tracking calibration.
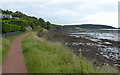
[70,29,120,42]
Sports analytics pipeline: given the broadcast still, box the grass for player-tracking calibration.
[22,32,118,73]
[75,27,80,29]
[2,32,26,63]
[0,37,2,65]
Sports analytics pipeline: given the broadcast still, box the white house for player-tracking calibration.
[0,14,12,18]
[0,14,20,19]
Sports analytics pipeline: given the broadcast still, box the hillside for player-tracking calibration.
[1,9,62,34]
[63,24,116,29]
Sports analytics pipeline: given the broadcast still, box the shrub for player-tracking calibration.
[2,21,21,33]
[2,22,10,33]
[34,26,43,32]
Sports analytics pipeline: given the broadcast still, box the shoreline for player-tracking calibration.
[38,29,120,69]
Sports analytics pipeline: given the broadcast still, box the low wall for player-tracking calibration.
[2,31,22,38]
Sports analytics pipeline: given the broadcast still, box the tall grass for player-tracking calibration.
[2,38,10,62]
[22,32,118,73]
[0,38,2,65]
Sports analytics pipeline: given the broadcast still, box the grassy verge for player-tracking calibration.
[0,38,2,65]
[22,32,118,73]
[2,32,26,63]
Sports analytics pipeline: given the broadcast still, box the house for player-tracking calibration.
[0,14,20,19]
[0,14,12,18]
[14,17,20,19]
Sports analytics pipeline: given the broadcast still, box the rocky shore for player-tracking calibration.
[38,29,120,69]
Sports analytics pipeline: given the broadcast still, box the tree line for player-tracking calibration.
[1,9,63,33]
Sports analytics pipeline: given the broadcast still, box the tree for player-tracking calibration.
[1,9,63,33]
[2,10,13,15]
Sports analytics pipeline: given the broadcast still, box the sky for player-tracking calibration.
[0,0,119,28]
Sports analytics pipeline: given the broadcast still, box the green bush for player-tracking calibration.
[2,22,10,33]
[10,24,21,32]
[37,26,43,32]
[2,22,21,33]
[34,26,43,32]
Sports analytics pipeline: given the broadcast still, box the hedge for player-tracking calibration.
[2,22,21,33]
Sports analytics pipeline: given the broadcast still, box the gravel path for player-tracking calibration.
[2,32,30,73]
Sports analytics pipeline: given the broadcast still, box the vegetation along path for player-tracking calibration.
[3,32,30,73]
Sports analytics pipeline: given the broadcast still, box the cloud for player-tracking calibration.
[0,0,119,27]
[0,0,119,2]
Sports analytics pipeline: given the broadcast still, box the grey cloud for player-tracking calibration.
[0,1,118,27]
